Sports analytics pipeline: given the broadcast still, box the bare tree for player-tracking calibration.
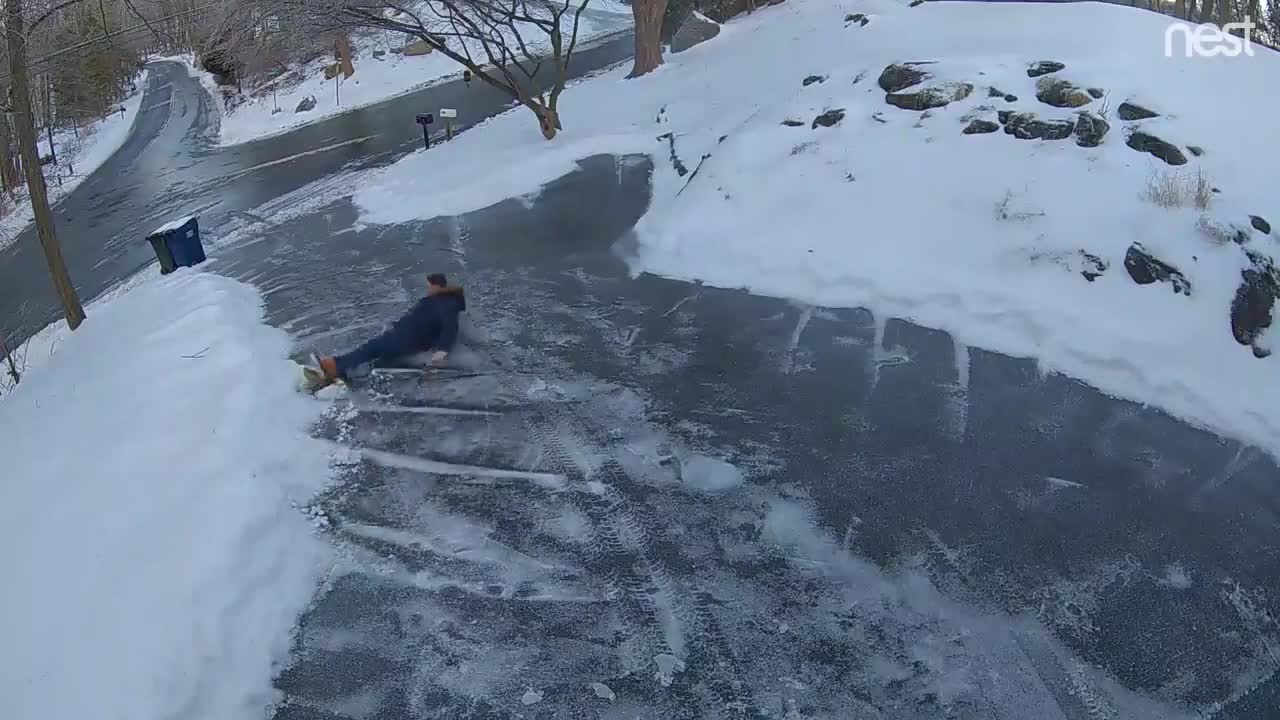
[628,0,665,78]
[252,0,593,140]
[6,0,86,329]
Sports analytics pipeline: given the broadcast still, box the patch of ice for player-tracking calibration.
[590,682,616,701]
[1162,563,1194,590]
[680,453,744,492]
[521,689,544,705]
[653,653,686,687]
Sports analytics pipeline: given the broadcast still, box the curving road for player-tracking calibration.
[2,26,1278,720]
[0,32,635,344]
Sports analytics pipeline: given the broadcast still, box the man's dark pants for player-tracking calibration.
[334,328,426,378]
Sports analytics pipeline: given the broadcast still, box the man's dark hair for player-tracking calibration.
[427,273,448,287]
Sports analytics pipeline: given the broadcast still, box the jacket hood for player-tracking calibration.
[435,285,465,312]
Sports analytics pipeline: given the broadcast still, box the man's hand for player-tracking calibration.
[430,350,448,367]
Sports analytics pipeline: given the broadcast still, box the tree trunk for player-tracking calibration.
[629,0,668,78]
[6,0,86,330]
[0,113,18,191]
[1176,0,1187,19]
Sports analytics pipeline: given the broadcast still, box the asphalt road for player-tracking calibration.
[0,32,635,345]
[3,29,1278,720]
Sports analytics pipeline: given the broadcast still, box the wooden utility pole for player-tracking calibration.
[6,0,86,330]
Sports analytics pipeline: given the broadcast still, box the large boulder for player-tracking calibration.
[295,95,317,113]
[1035,76,1093,108]
[1003,112,1075,141]
[963,119,1000,134]
[886,82,972,111]
[1117,102,1159,120]
[1231,252,1280,357]
[1250,215,1272,235]
[672,12,721,52]
[1126,131,1187,166]
[988,86,1017,102]
[1124,243,1191,295]
[1027,60,1066,77]
[1074,111,1110,148]
[811,109,846,129]
[699,0,751,23]
[878,63,931,93]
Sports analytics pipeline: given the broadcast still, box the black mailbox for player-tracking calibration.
[416,113,434,149]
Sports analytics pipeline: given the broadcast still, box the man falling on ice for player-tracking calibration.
[308,273,466,387]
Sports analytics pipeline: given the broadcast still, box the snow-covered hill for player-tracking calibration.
[354,0,1280,460]
[204,1,633,146]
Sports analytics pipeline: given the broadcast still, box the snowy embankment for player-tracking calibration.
[352,0,1280,458]
[0,70,149,252]
[0,270,334,720]
[203,1,632,146]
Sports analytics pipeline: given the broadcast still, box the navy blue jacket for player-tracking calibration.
[388,286,466,352]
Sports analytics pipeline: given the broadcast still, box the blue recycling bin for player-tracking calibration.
[146,216,205,273]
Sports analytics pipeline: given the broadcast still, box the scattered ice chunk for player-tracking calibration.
[590,682,616,701]
[680,453,744,492]
[521,689,543,705]
[1046,476,1084,489]
[1163,563,1193,589]
[653,653,686,687]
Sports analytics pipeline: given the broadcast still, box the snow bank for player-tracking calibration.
[0,70,149,251]
[0,269,334,720]
[207,1,632,146]
[352,0,1280,458]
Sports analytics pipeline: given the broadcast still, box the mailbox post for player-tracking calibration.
[415,112,434,149]
[440,108,457,141]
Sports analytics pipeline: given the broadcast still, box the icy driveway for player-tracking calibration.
[211,156,1279,719]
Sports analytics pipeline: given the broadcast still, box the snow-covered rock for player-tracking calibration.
[1035,75,1094,108]
[1117,100,1160,120]
[672,12,721,53]
[886,80,973,110]
[1124,242,1192,295]
[1126,129,1188,165]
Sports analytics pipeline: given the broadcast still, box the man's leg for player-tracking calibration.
[334,330,415,378]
